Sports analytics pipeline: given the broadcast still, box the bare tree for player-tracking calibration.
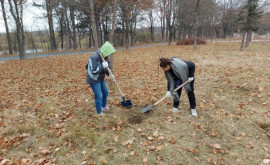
[69,2,77,49]
[240,32,246,51]
[88,0,99,49]
[148,10,155,42]
[109,0,117,44]
[156,0,166,42]
[109,0,117,87]
[1,0,13,54]
[8,0,25,60]
[193,0,200,51]
[45,0,57,50]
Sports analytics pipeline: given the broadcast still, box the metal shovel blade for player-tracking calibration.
[141,105,154,113]
[121,97,132,108]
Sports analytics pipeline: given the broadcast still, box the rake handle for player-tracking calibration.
[99,53,125,98]
[154,80,190,106]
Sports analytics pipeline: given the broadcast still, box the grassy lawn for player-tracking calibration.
[0,42,270,164]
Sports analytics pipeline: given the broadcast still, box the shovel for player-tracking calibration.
[141,80,190,113]
[99,53,132,108]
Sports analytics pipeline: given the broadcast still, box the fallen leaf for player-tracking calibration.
[114,136,118,142]
[55,148,60,152]
[211,144,221,149]
[122,139,134,146]
[100,158,108,164]
[1,159,10,165]
[156,145,163,151]
[35,158,46,164]
[137,128,142,132]
[142,158,148,163]
[211,130,217,137]
[153,131,159,137]
[168,137,176,144]
[147,136,153,141]
[263,159,270,164]
[39,146,51,155]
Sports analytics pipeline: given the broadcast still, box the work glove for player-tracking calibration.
[102,61,109,69]
[109,74,115,81]
[165,91,171,98]
[188,77,194,82]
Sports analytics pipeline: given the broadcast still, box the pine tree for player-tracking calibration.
[236,0,262,51]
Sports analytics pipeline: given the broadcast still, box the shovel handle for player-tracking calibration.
[172,80,190,93]
[154,96,167,106]
[99,53,125,97]
[153,80,190,106]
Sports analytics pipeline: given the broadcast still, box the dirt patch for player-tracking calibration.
[126,106,148,124]
[128,115,142,124]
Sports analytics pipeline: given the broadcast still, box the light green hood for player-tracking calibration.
[100,41,115,58]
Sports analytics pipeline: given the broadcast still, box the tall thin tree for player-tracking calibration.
[193,0,200,51]
[8,0,25,60]
[45,0,57,50]
[109,0,117,87]
[88,0,99,49]
[1,0,13,54]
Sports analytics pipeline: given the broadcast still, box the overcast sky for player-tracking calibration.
[0,0,47,33]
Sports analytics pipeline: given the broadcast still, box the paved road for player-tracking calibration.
[0,43,166,62]
[1,40,269,62]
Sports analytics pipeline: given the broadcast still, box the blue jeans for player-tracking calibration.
[90,80,109,114]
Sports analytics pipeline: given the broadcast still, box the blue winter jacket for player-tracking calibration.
[86,49,110,84]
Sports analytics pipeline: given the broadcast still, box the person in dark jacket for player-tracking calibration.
[86,41,115,116]
[159,57,197,117]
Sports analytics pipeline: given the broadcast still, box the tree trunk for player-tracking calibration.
[240,32,246,51]
[125,20,129,50]
[1,0,13,54]
[62,3,70,51]
[88,20,92,48]
[167,0,172,46]
[109,0,117,44]
[249,31,252,42]
[60,19,64,50]
[245,29,251,47]
[20,1,25,58]
[9,0,25,60]
[64,4,72,49]
[70,5,77,49]
[88,0,99,49]
[193,0,200,51]
[109,0,117,87]
[130,15,136,46]
[223,23,228,39]
[46,0,57,50]
[149,10,155,42]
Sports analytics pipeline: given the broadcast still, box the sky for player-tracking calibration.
[0,0,47,33]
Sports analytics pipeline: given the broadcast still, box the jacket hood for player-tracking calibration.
[100,41,115,58]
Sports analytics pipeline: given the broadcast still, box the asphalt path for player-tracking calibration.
[0,43,166,62]
[1,40,269,62]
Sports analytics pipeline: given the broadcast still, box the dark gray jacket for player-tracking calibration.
[165,58,192,101]
[86,49,110,84]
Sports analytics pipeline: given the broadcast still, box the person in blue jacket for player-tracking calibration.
[86,41,115,116]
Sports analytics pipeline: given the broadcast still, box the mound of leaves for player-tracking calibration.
[176,38,206,45]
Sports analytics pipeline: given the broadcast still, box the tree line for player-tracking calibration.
[0,0,269,60]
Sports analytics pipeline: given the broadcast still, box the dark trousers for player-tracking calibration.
[173,79,196,109]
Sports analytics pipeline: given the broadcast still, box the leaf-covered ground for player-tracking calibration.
[0,42,270,165]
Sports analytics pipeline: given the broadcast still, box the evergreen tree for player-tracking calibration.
[237,0,262,50]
